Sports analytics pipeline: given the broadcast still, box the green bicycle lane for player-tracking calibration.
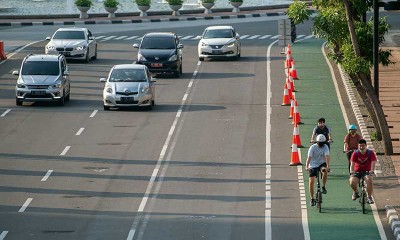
[290,39,382,239]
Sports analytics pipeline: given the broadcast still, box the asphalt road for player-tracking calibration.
[1,14,399,240]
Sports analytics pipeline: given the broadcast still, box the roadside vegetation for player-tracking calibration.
[287,0,394,154]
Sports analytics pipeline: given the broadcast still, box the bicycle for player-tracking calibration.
[354,171,370,214]
[314,168,324,213]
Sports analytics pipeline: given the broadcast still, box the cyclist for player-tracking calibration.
[310,117,333,149]
[306,134,331,206]
[343,124,362,172]
[349,139,377,204]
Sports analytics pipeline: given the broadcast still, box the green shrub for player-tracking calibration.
[74,0,93,7]
[104,0,119,8]
[229,0,243,2]
[166,0,183,5]
[134,0,151,6]
[202,0,215,3]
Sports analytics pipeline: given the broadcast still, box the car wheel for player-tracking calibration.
[92,46,97,60]
[238,48,241,58]
[104,105,110,111]
[85,49,90,63]
[16,98,22,106]
[199,57,204,61]
[58,95,65,106]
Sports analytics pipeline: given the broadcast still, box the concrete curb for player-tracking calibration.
[0,12,286,27]
[386,205,400,240]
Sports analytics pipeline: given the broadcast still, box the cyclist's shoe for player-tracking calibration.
[310,199,316,206]
[322,186,327,194]
[352,191,360,201]
[367,197,374,204]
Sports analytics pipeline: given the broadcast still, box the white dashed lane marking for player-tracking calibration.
[0,109,11,117]
[41,170,53,182]
[18,198,33,213]
[0,231,8,240]
[60,146,71,156]
[75,128,85,136]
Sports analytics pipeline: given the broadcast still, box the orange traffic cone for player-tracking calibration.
[289,143,302,166]
[289,75,296,92]
[292,123,304,148]
[0,41,7,60]
[286,44,292,56]
[286,78,293,99]
[285,54,292,69]
[292,99,304,124]
[288,99,294,119]
[281,84,291,106]
[290,64,299,80]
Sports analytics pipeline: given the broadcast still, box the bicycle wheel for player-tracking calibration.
[360,189,366,214]
[316,191,322,213]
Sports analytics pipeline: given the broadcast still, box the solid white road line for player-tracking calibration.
[181,35,193,40]
[18,198,33,213]
[0,231,8,240]
[248,35,261,39]
[95,36,105,39]
[265,40,278,240]
[75,128,85,136]
[125,36,139,40]
[240,35,249,39]
[0,109,11,117]
[41,170,53,182]
[90,110,98,118]
[115,36,128,40]
[60,146,71,156]
[1,40,43,65]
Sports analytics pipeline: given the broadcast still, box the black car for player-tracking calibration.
[133,32,183,77]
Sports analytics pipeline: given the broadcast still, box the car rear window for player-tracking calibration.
[203,29,234,39]
[53,31,85,40]
[141,37,175,49]
[21,61,60,75]
[109,69,146,82]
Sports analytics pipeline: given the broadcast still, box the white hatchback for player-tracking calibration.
[101,64,156,111]
[197,25,241,61]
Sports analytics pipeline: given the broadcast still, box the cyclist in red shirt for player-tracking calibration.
[349,139,377,204]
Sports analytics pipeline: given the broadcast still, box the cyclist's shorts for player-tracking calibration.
[309,162,327,177]
[352,172,369,179]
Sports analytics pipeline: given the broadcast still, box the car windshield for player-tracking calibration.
[203,29,234,39]
[21,61,60,75]
[109,69,147,82]
[140,37,175,49]
[53,31,85,40]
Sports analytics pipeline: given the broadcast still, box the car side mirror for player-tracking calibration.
[63,70,70,76]
[46,36,51,40]
[12,70,19,75]
[100,78,107,82]
[177,43,184,49]
[133,44,139,48]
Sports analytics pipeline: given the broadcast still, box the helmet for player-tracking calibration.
[349,124,357,130]
[316,134,326,142]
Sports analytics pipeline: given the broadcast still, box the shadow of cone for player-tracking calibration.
[289,143,302,166]
[281,84,291,106]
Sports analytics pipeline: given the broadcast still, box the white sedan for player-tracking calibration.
[100,64,156,111]
[197,25,241,61]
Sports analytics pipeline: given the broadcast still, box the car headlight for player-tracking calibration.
[201,42,208,47]
[76,45,87,51]
[138,53,147,62]
[17,83,26,88]
[141,85,149,93]
[106,87,113,93]
[51,82,61,88]
[168,55,177,62]
[46,45,56,50]
[226,42,235,48]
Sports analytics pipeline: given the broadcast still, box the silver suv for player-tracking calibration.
[13,54,71,106]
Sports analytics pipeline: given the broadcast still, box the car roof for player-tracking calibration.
[25,54,61,62]
[56,27,87,32]
[144,32,176,38]
[205,26,234,30]
[113,64,146,70]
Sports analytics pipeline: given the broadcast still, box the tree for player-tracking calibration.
[288,0,394,154]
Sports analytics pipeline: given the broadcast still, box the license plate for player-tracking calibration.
[60,51,70,56]
[31,91,46,95]
[212,50,223,54]
[151,63,162,67]
[121,97,134,101]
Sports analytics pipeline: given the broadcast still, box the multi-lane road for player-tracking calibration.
[0,13,399,240]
